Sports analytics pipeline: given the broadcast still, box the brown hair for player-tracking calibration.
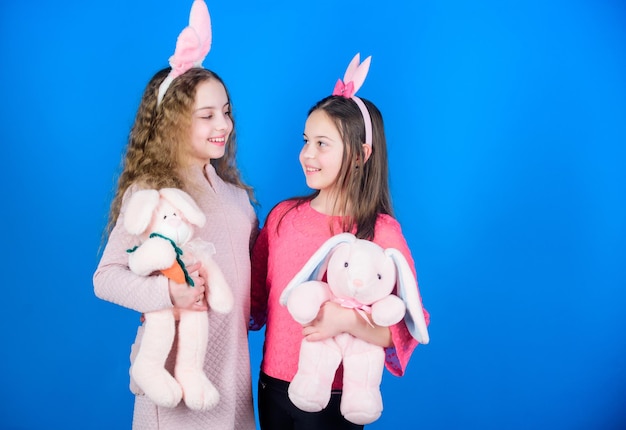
[105,67,254,236]
[279,95,393,240]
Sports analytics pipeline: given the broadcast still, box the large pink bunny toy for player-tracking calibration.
[124,188,233,411]
[279,233,429,425]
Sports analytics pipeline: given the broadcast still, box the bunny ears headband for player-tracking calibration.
[332,53,373,147]
[157,0,212,105]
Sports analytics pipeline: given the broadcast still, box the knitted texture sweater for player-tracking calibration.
[250,200,429,389]
[94,164,257,430]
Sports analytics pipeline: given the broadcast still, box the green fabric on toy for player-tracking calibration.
[124,188,233,411]
[280,232,429,425]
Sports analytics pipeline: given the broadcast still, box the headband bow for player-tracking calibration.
[332,53,373,147]
[157,0,212,105]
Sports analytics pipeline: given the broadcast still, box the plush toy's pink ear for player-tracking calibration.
[385,248,430,345]
[123,189,161,235]
[159,188,206,227]
[279,233,356,306]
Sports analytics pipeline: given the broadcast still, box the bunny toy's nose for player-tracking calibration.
[168,216,182,227]
[353,279,363,288]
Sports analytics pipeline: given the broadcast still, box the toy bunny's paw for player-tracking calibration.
[340,389,383,425]
[287,374,331,413]
[341,409,382,426]
[131,364,182,408]
[288,390,325,413]
[177,367,220,411]
[285,281,330,324]
[182,379,219,411]
[128,238,178,276]
[371,295,406,327]
[207,287,234,314]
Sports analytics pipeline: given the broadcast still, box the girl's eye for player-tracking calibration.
[317,141,327,147]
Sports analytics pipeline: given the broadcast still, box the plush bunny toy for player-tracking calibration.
[123,188,233,411]
[279,232,429,425]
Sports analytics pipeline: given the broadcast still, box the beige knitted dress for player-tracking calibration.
[94,164,257,430]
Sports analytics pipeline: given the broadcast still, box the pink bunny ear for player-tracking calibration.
[331,53,374,147]
[168,27,204,74]
[157,0,212,104]
[343,54,361,82]
[187,0,212,64]
[342,53,371,95]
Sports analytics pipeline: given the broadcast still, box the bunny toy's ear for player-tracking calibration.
[279,233,357,306]
[159,188,206,228]
[123,189,161,235]
[385,248,430,344]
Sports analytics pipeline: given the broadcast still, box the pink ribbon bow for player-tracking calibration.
[332,79,355,98]
[330,53,374,147]
[332,296,375,328]
[331,53,371,99]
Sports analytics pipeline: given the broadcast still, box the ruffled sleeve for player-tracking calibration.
[374,216,430,377]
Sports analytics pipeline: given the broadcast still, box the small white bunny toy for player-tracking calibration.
[123,188,233,411]
[279,232,429,425]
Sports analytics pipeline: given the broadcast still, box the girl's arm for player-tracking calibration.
[93,208,175,314]
[249,224,270,330]
[302,301,392,347]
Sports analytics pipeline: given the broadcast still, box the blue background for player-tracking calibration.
[1,0,625,429]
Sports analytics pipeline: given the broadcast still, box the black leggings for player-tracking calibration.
[258,372,365,430]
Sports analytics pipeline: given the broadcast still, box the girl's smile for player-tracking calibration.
[304,165,321,174]
[207,136,227,146]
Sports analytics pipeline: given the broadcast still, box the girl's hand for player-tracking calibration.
[302,300,393,347]
[302,301,356,342]
[168,262,208,312]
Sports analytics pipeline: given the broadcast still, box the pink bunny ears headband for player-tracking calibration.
[332,53,373,147]
[157,0,212,105]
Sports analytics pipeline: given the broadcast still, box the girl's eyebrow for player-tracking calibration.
[195,102,230,112]
[303,132,331,140]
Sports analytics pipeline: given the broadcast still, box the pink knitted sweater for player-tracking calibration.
[250,200,429,389]
[94,164,257,430]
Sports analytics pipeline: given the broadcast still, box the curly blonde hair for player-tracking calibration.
[105,67,254,236]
